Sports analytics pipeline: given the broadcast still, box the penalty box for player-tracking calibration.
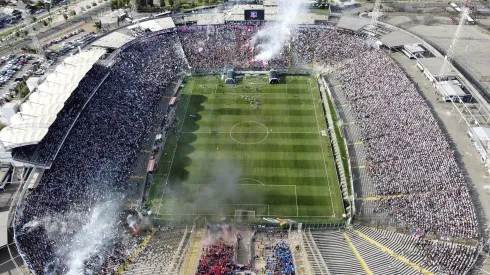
[194,184,298,217]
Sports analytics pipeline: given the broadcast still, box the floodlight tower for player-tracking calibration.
[22,11,44,57]
[369,0,382,31]
[439,8,469,78]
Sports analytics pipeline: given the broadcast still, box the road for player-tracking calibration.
[0,0,85,37]
[0,5,110,57]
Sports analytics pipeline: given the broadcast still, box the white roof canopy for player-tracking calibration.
[0,48,106,150]
[0,127,49,148]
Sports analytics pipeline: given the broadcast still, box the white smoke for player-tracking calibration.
[62,201,119,275]
[24,200,122,275]
[251,0,308,62]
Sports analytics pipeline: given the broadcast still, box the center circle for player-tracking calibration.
[230,121,269,145]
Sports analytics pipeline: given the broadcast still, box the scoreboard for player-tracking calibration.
[244,10,265,21]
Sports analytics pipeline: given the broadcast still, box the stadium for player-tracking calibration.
[0,0,487,274]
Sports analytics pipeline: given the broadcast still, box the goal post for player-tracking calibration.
[234,210,256,222]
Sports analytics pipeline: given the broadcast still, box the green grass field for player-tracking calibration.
[149,75,344,222]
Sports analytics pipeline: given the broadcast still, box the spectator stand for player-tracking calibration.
[14,31,188,274]
[6,22,483,275]
[116,228,156,274]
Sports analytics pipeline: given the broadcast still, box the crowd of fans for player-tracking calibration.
[292,28,366,68]
[15,33,187,274]
[415,239,477,274]
[336,50,479,239]
[265,241,295,275]
[196,243,236,275]
[12,64,109,166]
[12,22,481,274]
[178,26,365,72]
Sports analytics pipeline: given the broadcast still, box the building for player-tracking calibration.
[438,80,473,103]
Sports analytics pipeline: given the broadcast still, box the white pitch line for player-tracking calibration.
[309,79,336,217]
[156,79,195,216]
[213,77,218,95]
[181,131,318,134]
[223,204,270,205]
[153,214,336,217]
[295,185,299,217]
[237,178,265,185]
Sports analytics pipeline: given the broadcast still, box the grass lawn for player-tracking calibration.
[149,75,344,223]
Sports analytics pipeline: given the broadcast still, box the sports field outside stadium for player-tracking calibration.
[149,75,344,222]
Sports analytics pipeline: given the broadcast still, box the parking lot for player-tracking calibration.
[0,53,42,103]
[43,31,99,68]
[0,26,100,105]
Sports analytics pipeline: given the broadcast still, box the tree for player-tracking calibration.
[168,0,173,6]
[44,3,50,13]
[92,1,97,6]
[15,31,20,37]
[111,0,117,9]
[159,0,165,6]
[16,84,30,99]
[23,30,28,36]
[94,21,101,30]
[31,16,37,23]
[69,10,76,16]
[62,13,68,20]
[43,20,48,26]
[138,0,145,8]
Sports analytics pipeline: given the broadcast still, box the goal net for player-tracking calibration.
[234,210,256,222]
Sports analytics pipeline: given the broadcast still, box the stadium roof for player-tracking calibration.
[0,48,106,150]
[0,127,49,148]
[337,16,370,31]
[0,211,7,248]
[380,30,422,48]
[263,0,279,5]
[127,17,176,32]
[470,127,490,142]
[419,57,455,76]
[92,32,135,49]
[186,13,225,25]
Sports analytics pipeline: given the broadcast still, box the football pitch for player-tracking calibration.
[149,75,344,222]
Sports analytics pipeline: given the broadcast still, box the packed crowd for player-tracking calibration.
[12,22,481,274]
[16,33,187,274]
[292,28,366,68]
[415,239,477,274]
[337,50,479,239]
[196,243,236,275]
[178,26,366,72]
[265,241,295,275]
[13,64,108,166]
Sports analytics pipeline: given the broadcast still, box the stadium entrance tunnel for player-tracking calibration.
[230,121,269,144]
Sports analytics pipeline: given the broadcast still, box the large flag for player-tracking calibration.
[411,231,424,239]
